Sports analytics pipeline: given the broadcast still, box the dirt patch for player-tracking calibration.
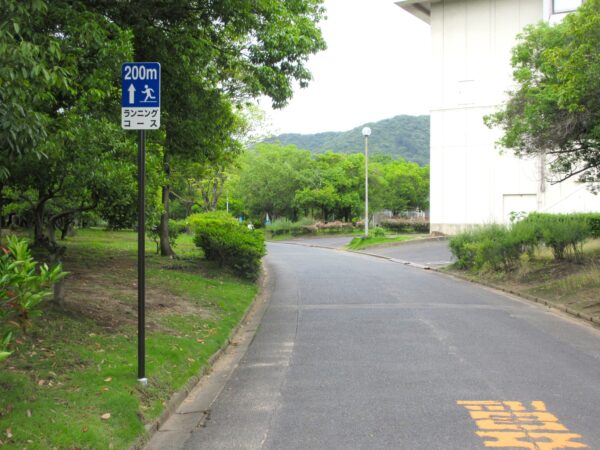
[62,253,211,332]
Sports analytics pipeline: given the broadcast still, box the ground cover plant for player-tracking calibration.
[0,228,258,449]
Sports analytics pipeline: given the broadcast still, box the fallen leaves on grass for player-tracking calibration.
[104,377,112,382]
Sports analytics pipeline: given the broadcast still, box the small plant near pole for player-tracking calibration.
[0,236,66,362]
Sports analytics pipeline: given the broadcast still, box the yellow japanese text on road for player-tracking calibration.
[457,400,588,449]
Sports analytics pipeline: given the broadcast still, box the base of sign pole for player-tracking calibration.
[138,377,148,387]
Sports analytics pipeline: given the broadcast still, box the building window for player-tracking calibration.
[553,0,582,13]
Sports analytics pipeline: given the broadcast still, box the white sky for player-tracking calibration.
[260,0,431,135]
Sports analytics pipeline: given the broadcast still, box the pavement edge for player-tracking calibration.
[129,262,272,450]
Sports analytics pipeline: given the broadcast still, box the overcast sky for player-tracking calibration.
[260,0,431,135]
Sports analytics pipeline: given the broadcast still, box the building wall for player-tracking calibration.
[428,0,599,234]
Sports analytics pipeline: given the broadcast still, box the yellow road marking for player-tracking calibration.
[457,401,588,449]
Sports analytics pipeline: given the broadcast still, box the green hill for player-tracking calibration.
[264,115,430,165]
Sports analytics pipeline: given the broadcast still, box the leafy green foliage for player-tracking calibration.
[193,213,266,279]
[380,217,430,234]
[0,235,65,360]
[371,227,386,237]
[449,225,522,272]
[265,115,430,165]
[450,213,600,272]
[0,0,67,178]
[518,213,591,260]
[485,0,600,184]
[266,217,317,237]
[229,144,429,223]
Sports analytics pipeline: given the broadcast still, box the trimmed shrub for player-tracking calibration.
[380,217,429,233]
[193,213,266,279]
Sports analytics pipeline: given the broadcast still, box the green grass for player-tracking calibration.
[0,228,258,449]
[346,234,425,250]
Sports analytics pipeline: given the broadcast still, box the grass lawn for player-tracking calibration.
[0,228,258,449]
[445,239,600,322]
[346,234,426,251]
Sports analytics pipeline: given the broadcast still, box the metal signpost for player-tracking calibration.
[121,62,161,385]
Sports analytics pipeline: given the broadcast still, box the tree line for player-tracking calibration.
[221,144,429,223]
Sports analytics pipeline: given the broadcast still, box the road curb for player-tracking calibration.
[129,264,271,450]
[431,267,600,328]
[282,239,599,329]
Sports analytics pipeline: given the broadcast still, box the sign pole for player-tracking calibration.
[121,61,160,384]
[137,129,147,385]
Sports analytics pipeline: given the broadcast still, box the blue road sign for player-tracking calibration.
[121,62,161,130]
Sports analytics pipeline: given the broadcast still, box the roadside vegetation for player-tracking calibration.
[447,213,600,322]
[0,228,258,449]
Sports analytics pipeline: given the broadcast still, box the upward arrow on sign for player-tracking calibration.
[128,84,136,105]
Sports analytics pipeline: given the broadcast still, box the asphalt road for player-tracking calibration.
[364,238,454,267]
[288,235,454,267]
[179,242,600,449]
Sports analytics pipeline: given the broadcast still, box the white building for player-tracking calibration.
[397,0,600,234]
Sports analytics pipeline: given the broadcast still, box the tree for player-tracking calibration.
[1,1,136,305]
[87,0,327,256]
[234,144,314,220]
[485,0,600,185]
[0,0,67,179]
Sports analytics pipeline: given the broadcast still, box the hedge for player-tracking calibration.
[380,217,430,234]
[192,212,266,280]
[449,212,600,272]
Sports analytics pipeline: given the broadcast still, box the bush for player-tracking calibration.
[147,218,188,253]
[520,213,590,260]
[450,213,599,273]
[510,217,542,258]
[0,236,66,362]
[315,221,355,233]
[450,225,522,271]
[193,213,266,279]
[449,229,479,270]
[266,217,316,237]
[578,213,600,238]
[380,217,430,233]
[370,227,386,237]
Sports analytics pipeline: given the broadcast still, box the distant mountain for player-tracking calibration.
[264,115,430,166]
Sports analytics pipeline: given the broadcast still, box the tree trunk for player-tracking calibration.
[48,246,67,308]
[159,184,173,257]
[34,201,46,246]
